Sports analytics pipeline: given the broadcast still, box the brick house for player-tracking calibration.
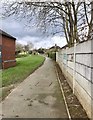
[0,29,16,69]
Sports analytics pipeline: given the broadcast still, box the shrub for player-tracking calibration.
[28,50,32,54]
[16,54,28,58]
[48,52,56,61]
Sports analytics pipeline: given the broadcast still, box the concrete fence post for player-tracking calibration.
[66,47,68,78]
[56,52,57,62]
[73,40,76,94]
[91,2,93,120]
[91,2,93,40]
[91,2,93,20]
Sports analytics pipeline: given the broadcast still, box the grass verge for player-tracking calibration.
[1,55,45,100]
[2,55,45,87]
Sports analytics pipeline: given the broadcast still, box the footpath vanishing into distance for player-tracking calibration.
[0,57,68,119]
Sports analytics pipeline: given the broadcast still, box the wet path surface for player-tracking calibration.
[1,57,68,118]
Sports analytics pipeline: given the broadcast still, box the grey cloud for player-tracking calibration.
[1,16,66,49]
[1,17,44,38]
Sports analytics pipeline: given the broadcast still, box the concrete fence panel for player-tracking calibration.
[56,39,93,119]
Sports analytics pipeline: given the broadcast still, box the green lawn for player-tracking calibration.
[2,55,45,87]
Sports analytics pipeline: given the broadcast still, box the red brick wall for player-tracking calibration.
[1,35,16,69]
[0,34,2,45]
[0,35,2,69]
[2,61,16,69]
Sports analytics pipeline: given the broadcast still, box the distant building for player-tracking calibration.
[0,29,16,69]
[49,45,61,52]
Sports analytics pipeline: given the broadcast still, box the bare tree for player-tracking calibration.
[27,41,33,50]
[23,41,33,53]
[2,1,92,47]
[16,42,23,54]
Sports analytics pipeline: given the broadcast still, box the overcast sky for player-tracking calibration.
[1,16,67,49]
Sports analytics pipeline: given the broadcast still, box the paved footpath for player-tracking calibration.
[1,57,68,118]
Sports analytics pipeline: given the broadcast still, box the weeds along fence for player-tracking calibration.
[56,39,93,119]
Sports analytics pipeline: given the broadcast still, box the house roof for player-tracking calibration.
[49,45,61,50]
[61,44,68,49]
[0,29,16,40]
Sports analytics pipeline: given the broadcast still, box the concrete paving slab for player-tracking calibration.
[0,57,68,118]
